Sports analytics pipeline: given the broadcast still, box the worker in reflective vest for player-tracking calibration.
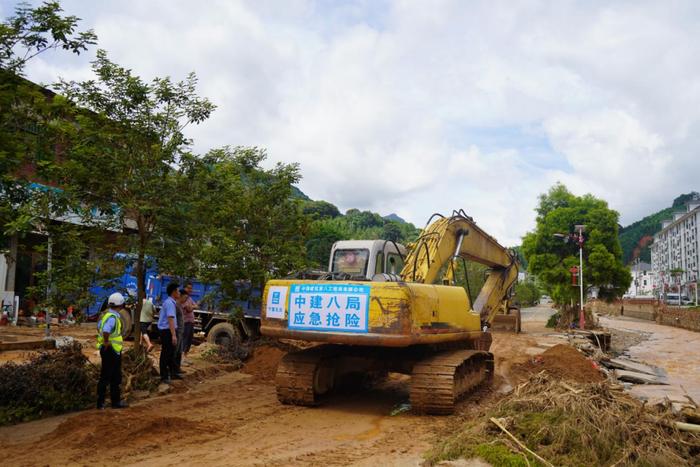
[96,292,128,409]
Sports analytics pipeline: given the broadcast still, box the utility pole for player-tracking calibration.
[45,234,52,338]
[554,225,586,329]
[575,225,586,329]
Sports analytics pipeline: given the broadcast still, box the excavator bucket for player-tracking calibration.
[491,307,521,333]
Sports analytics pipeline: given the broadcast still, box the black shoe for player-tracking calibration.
[172,373,184,380]
[96,403,106,410]
[111,401,129,409]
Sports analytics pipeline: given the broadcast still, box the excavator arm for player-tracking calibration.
[400,211,519,324]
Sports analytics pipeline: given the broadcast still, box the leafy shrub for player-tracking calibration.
[546,311,560,328]
[0,342,97,425]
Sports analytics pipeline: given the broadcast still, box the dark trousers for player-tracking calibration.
[183,322,194,354]
[174,326,184,373]
[97,346,121,407]
[159,329,177,380]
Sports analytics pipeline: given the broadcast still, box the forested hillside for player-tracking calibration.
[619,192,699,264]
[301,199,421,267]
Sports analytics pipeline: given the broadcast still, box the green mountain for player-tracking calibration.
[619,192,699,264]
[297,194,421,267]
[383,213,406,223]
[291,185,311,201]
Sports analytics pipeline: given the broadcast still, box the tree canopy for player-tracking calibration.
[303,206,420,267]
[169,147,309,299]
[1,1,97,220]
[522,183,631,306]
[53,49,214,344]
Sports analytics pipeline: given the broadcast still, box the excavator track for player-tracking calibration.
[410,349,494,415]
[275,346,336,406]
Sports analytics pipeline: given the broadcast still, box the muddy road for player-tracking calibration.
[10,306,681,466]
[599,314,700,404]
[0,322,558,467]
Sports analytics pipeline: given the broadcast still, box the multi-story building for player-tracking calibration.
[626,261,655,296]
[650,197,700,298]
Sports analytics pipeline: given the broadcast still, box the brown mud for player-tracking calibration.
[511,343,605,383]
[2,310,679,466]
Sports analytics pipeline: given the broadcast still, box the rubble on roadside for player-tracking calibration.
[428,373,700,466]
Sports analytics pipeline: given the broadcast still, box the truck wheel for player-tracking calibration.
[207,322,240,347]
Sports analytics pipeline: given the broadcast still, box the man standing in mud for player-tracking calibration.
[96,292,128,409]
[158,283,181,383]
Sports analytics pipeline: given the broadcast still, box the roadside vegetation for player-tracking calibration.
[0,343,95,425]
[427,373,700,467]
[522,184,632,322]
[513,279,540,307]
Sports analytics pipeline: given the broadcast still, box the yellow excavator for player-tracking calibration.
[260,210,519,414]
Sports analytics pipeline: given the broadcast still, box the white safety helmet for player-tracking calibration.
[108,292,125,307]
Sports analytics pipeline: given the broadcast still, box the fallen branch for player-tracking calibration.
[559,381,582,394]
[675,422,700,433]
[489,417,554,467]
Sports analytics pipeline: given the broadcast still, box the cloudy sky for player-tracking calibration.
[4,0,700,245]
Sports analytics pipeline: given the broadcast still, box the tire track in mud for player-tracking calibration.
[1,333,548,467]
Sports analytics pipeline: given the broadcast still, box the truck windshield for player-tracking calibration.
[332,249,370,276]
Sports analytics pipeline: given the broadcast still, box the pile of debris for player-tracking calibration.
[198,341,251,366]
[120,348,160,396]
[428,373,700,466]
[512,344,604,384]
[562,328,673,388]
[0,342,97,425]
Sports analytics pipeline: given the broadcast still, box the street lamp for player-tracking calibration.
[554,225,586,329]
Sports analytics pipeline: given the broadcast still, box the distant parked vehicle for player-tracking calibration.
[539,295,552,304]
[664,293,693,305]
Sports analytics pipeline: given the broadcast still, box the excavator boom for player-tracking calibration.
[400,212,519,325]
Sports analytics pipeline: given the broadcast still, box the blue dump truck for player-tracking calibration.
[87,254,261,344]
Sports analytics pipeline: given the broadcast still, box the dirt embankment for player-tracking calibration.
[511,344,604,383]
[241,345,286,381]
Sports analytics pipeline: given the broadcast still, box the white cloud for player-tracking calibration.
[14,0,700,245]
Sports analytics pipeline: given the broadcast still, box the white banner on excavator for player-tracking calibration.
[265,285,288,319]
[287,283,370,333]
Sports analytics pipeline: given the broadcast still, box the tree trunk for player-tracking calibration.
[133,222,147,351]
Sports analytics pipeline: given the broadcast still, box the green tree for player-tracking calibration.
[1,0,96,187]
[0,1,96,73]
[303,207,421,267]
[381,221,402,242]
[514,279,540,306]
[0,1,98,326]
[306,222,344,267]
[54,50,215,347]
[302,200,340,220]
[173,147,309,301]
[1,0,96,239]
[522,183,631,316]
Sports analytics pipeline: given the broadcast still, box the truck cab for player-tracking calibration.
[329,240,407,279]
